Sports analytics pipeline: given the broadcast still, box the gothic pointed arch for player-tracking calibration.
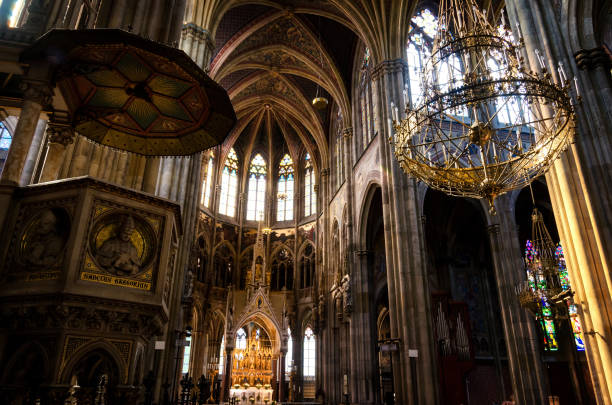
[212,241,237,287]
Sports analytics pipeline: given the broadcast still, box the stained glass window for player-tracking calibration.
[524,240,585,352]
[201,154,214,207]
[181,335,191,374]
[247,154,267,221]
[0,122,12,150]
[303,327,316,378]
[556,244,586,351]
[218,148,239,217]
[525,239,559,351]
[286,328,293,376]
[277,154,294,221]
[304,154,316,217]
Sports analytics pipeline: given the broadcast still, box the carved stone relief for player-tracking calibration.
[82,202,162,291]
[4,201,73,281]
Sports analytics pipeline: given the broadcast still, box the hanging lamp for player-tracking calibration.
[391,0,576,214]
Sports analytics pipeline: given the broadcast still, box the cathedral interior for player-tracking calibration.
[0,0,610,404]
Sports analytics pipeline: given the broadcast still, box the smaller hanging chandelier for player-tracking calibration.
[516,208,570,315]
[516,207,586,352]
[392,0,576,214]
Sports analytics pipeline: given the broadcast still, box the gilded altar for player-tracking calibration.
[231,327,273,387]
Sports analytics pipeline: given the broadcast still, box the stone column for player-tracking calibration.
[142,157,161,193]
[279,350,286,402]
[485,196,549,404]
[1,80,52,185]
[220,345,233,402]
[371,59,439,405]
[39,119,74,182]
[506,2,612,402]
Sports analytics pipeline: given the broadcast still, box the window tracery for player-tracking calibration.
[236,328,247,350]
[277,154,294,222]
[247,154,267,221]
[219,148,239,217]
[303,327,315,378]
[270,247,293,291]
[407,9,467,116]
[299,243,315,289]
[0,122,12,150]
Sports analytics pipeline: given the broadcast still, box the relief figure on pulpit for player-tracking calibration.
[23,208,69,268]
[96,215,141,276]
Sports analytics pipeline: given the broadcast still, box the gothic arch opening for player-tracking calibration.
[362,186,394,405]
[424,189,508,405]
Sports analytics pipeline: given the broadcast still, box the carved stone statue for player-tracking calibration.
[26,209,65,267]
[183,269,194,297]
[96,215,141,276]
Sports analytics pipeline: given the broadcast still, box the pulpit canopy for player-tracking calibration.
[22,29,237,156]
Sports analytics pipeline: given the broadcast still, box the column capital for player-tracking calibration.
[320,168,330,177]
[371,59,408,80]
[47,116,75,147]
[574,47,611,71]
[342,127,353,138]
[487,224,501,235]
[19,80,53,106]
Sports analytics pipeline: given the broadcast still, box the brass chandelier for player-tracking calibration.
[516,208,572,317]
[392,0,575,214]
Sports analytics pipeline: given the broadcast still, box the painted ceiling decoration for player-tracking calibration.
[23,29,236,156]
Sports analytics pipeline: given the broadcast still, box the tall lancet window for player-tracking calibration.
[277,154,294,221]
[407,8,467,116]
[487,25,532,126]
[218,148,239,217]
[181,335,191,374]
[247,154,267,221]
[201,153,214,207]
[304,154,316,217]
[303,326,316,378]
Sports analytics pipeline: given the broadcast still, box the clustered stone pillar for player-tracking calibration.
[39,118,74,182]
[372,59,438,405]
[485,196,549,404]
[278,350,286,402]
[1,80,52,185]
[505,2,612,403]
[220,343,234,402]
